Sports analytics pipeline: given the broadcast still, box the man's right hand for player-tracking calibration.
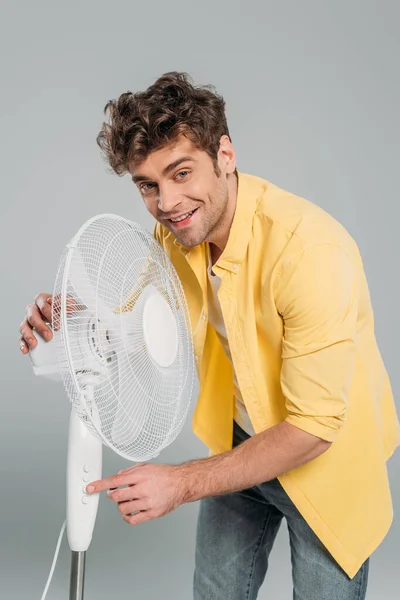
[19,293,54,354]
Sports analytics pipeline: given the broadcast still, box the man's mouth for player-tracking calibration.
[168,207,199,226]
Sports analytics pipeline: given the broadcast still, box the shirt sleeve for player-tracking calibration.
[274,243,360,442]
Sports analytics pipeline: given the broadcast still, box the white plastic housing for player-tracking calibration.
[29,332,62,382]
[67,406,102,551]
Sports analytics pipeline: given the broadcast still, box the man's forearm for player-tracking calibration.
[178,421,331,503]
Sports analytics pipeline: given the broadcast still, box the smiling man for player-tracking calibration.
[19,72,400,600]
[130,137,237,255]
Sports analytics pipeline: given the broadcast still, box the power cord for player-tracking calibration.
[40,519,66,599]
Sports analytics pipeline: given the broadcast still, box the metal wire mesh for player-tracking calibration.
[51,214,198,461]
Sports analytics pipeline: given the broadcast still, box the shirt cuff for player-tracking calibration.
[285,413,344,442]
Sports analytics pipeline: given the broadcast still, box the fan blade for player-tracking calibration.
[111,352,149,452]
[109,285,180,456]
[68,248,117,330]
[109,288,154,451]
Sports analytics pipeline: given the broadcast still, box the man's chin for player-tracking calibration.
[174,231,204,248]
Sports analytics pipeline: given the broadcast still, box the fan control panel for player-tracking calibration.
[82,465,91,503]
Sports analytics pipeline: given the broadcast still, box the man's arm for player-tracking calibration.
[86,420,331,526]
[179,421,331,503]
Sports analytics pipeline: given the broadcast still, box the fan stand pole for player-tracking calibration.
[69,550,86,599]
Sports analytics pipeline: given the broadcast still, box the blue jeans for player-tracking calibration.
[193,422,369,599]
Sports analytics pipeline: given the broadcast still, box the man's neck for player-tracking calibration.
[208,173,238,253]
[209,242,223,267]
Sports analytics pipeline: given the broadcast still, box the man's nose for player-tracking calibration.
[157,188,181,214]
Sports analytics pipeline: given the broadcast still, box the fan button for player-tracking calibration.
[82,475,90,483]
[82,496,89,505]
[83,465,90,473]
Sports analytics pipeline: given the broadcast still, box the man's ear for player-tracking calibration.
[218,134,236,174]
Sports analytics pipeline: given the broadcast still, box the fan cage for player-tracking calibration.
[51,214,198,462]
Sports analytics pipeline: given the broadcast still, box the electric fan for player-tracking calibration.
[29,213,199,599]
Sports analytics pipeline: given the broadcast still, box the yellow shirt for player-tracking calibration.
[153,171,400,578]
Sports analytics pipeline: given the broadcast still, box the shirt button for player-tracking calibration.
[233,264,238,270]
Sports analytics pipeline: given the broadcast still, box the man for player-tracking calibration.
[19,71,400,599]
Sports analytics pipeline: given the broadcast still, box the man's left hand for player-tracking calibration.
[86,463,187,526]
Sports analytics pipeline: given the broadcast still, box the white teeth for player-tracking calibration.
[171,211,193,223]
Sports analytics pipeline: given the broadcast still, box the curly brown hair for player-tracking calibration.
[96,71,237,178]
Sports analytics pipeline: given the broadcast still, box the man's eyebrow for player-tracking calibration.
[131,156,195,184]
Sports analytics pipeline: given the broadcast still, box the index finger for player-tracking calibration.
[86,471,139,494]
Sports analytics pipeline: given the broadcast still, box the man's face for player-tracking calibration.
[129,135,236,248]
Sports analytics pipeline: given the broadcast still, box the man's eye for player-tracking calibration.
[176,171,189,180]
[140,183,156,192]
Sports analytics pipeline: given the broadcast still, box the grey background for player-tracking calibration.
[1,1,398,598]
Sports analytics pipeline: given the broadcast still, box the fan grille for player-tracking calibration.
[52,214,198,461]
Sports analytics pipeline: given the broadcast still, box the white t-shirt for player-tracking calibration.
[206,245,255,436]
